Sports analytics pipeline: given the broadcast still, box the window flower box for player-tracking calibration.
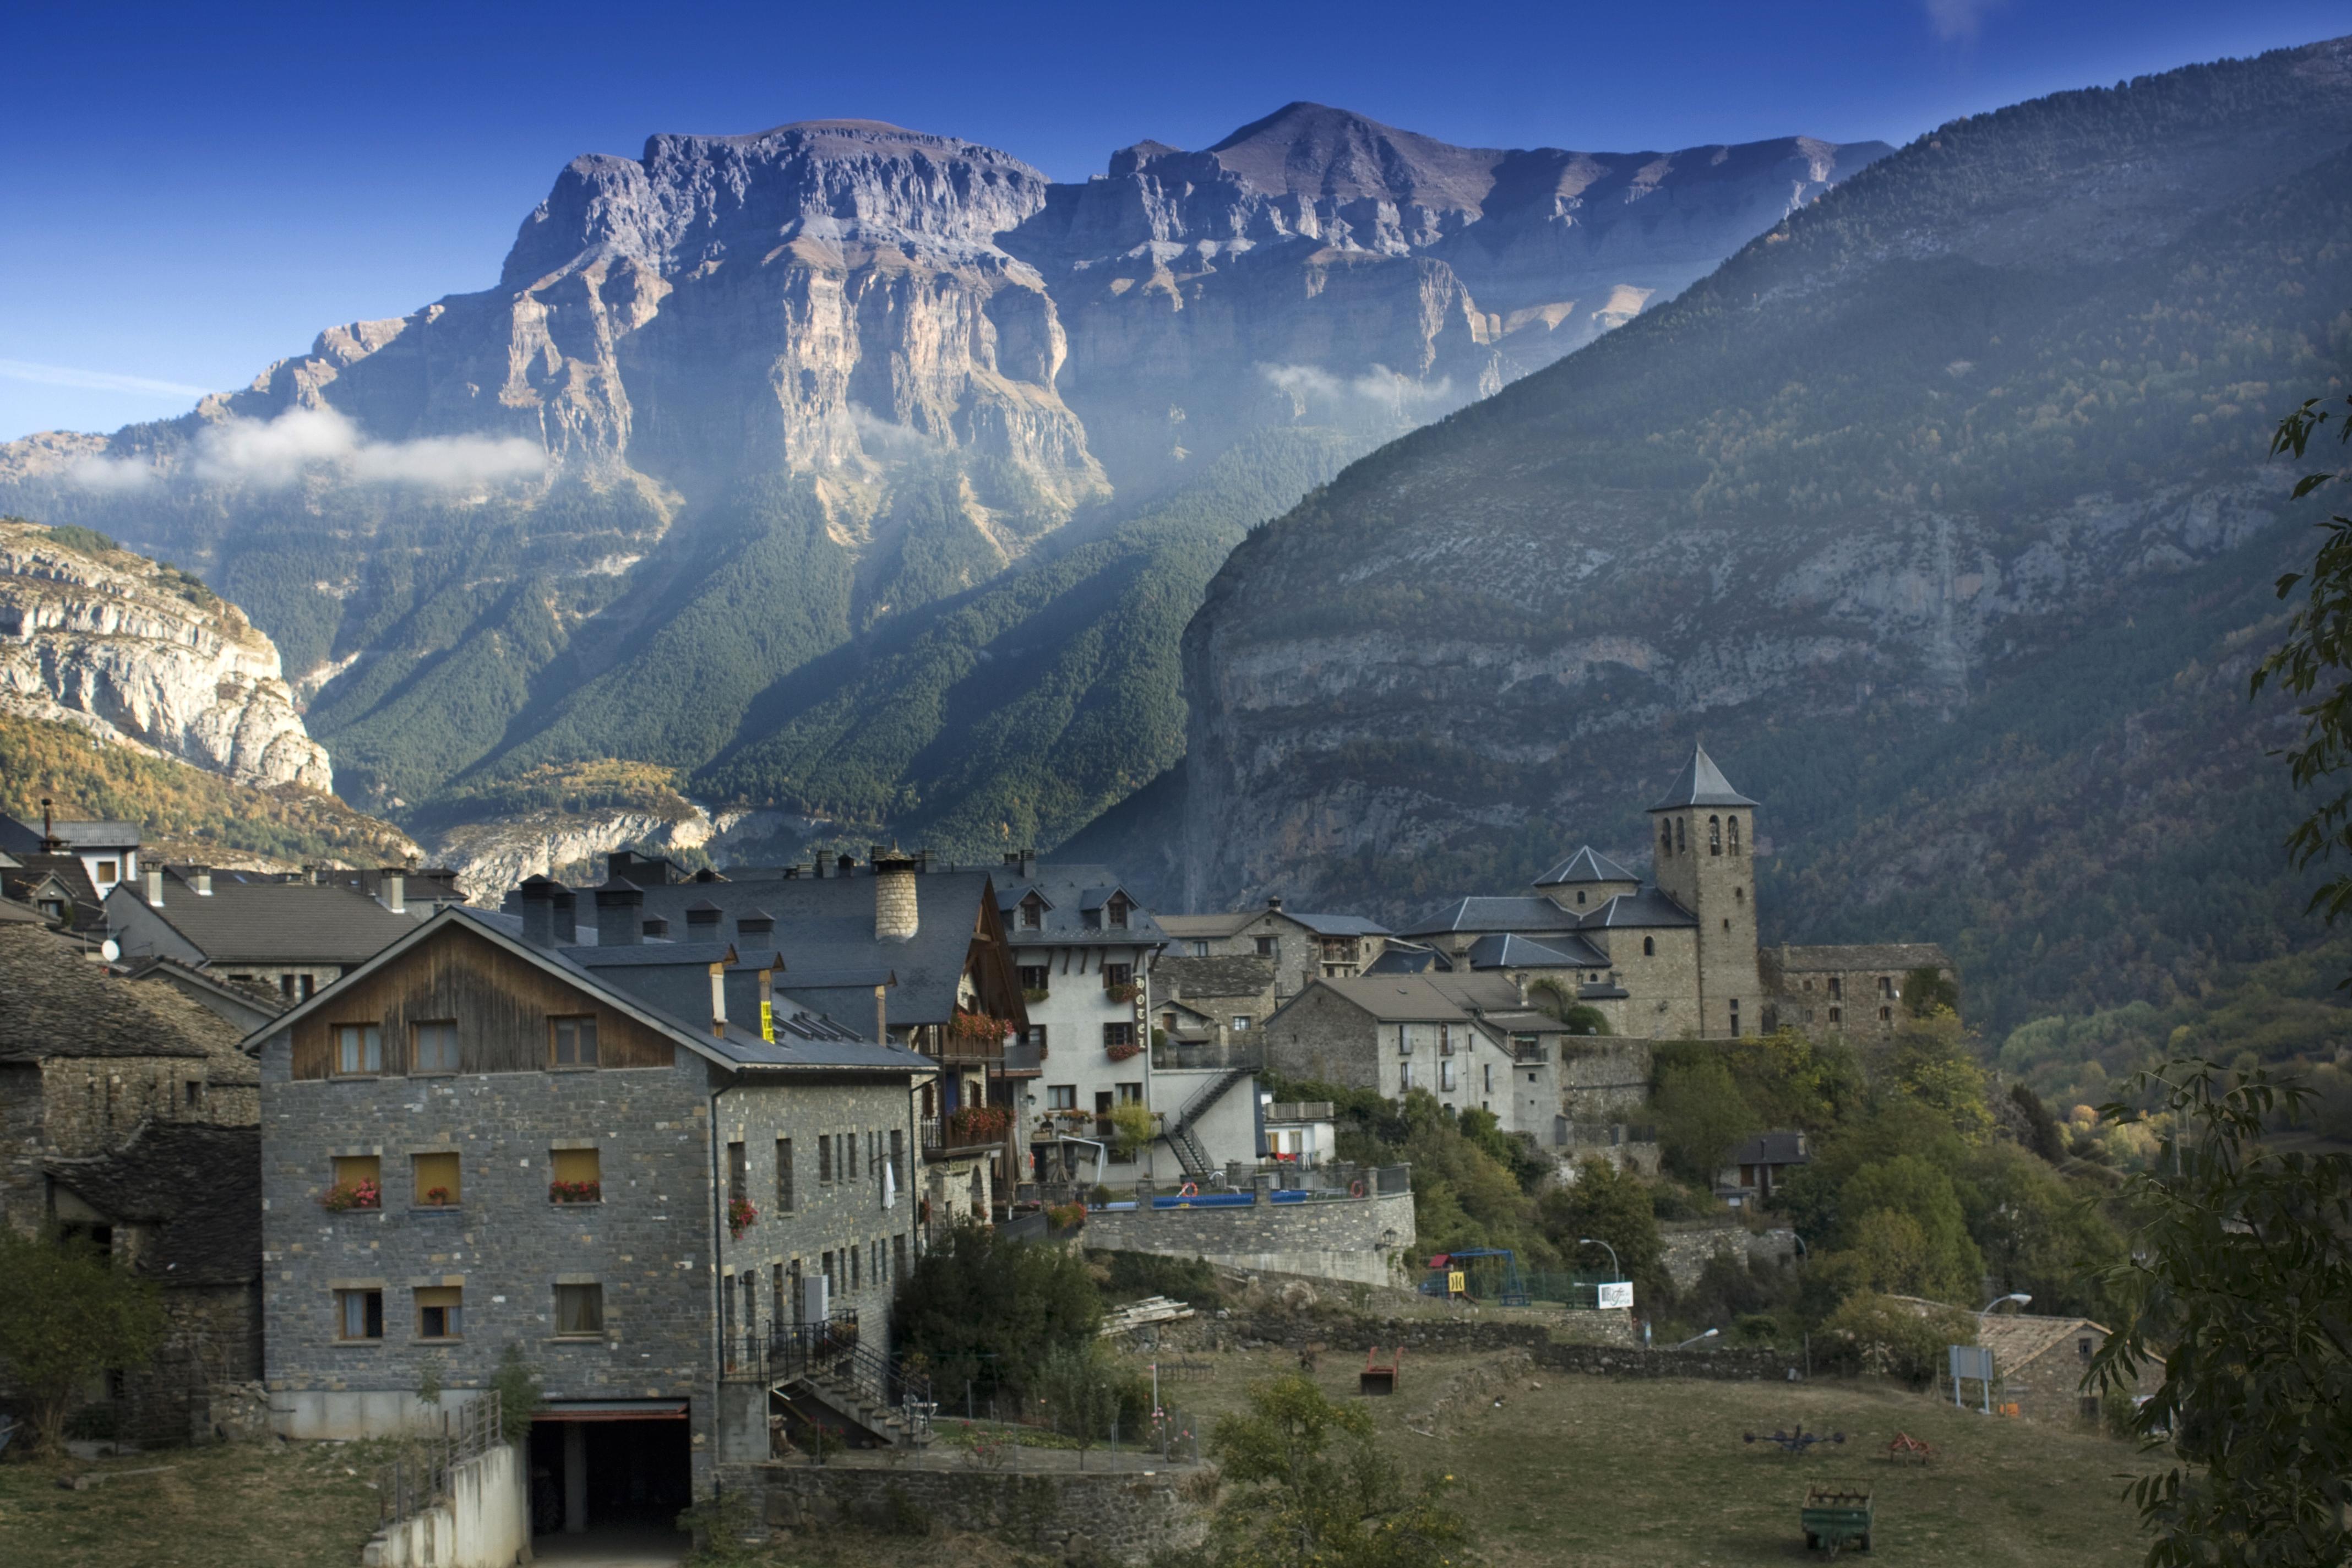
[727,1195,758,1240]
[549,1179,602,1205]
[946,1106,1011,1143]
[1104,982,1141,1004]
[1106,1041,1144,1063]
[321,1180,380,1213]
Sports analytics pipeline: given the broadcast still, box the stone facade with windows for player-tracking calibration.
[249,906,929,1487]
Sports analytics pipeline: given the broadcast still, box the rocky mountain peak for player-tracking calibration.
[1202,100,1507,215]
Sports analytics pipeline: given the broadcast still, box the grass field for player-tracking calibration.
[1123,1342,2169,1567]
[0,1347,2171,1568]
[0,1441,383,1568]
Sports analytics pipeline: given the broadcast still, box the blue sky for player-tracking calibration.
[2,0,2342,440]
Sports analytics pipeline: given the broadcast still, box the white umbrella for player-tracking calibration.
[884,1153,897,1211]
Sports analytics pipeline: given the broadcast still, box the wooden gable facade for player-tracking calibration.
[287,922,675,1080]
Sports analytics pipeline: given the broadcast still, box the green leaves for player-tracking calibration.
[2093,1059,2352,1566]
[0,1228,166,1455]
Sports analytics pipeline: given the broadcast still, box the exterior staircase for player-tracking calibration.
[775,1364,934,1449]
[1167,1064,1253,1179]
[769,1320,934,1449]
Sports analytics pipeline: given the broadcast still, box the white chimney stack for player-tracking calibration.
[194,867,212,897]
[382,869,405,914]
[145,868,164,907]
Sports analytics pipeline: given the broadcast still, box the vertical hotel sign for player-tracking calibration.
[760,1000,775,1042]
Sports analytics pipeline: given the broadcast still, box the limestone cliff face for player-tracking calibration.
[0,520,334,789]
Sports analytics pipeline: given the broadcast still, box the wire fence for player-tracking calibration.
[378,1390,503,1527]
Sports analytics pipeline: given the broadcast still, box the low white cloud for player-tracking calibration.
[849,402,945,460]
[1258,362,1462,426]
[68,406,548,493]
[0,358,216,400]
[1923,0,2003,42]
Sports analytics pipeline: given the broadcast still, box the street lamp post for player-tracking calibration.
[1576,1236,1621,1280]
[1672,1327,1720,1352]
[1978,1292,2030,1323]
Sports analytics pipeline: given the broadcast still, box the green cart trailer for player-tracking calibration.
[1801,1483,1873,1555]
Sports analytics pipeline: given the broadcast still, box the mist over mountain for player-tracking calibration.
[0,106,1881,882]
[1153,39,2352,1030]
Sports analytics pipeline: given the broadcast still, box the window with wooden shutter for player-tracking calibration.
[412,1151,460,1206]
[415,1286,462,1340]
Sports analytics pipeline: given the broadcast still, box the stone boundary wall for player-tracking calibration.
[1659,1221,1798,1291]
[1081,1189,1414,1268]
[727,1460,1210,1566]
[1224,1314,1794,1381]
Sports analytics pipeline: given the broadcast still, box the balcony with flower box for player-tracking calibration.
[923,1104,1011,1161]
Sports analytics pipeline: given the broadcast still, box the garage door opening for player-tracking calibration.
[529,1402,692,1559]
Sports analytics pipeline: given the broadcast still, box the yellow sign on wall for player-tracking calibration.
[760,1000,775,1042]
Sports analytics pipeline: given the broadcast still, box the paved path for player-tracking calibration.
[529,1524,689,1565]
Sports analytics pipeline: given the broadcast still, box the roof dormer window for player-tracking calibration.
[1108,894,1130,930]
[1020,893,1046,930]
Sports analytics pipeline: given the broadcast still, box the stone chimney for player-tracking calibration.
[737,908,775,939]
[553,886,576,944]
[380,867,404,913]
[145,867,164,907]
[1002,846,1038,880]
[1267,895,1283,913]
[685,899,723,937]
[873,851,919,943]
[594,879,645,946]
[518,875,560,947]
[194,867,213,897]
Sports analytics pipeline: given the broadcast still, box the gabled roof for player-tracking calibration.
[1288,976,1479,1023]
[46,1123,260,1286]
[1727,1130,1809,1167]
[1364,941,1449,976]
[568,941,743,969]
[1533,846,1638,887]
[1648,744,1758,810]
[0,892,46,924]
[1151,955,1278,999]
[1584,888,1698,929]
[1397,895,1583,938]
[116,955,290,1021]
[48,820,142,850]
[1155,911,1257,940]
[991,862,1168,949]
[4,853,100,909]
[0,813,46,855]
[633,871,1003,1029]
[244,907,930,1076]
[1286,911,1389,937]
[0,924,235,1063]
[1463,932,1608,971]
[110,869,416,965]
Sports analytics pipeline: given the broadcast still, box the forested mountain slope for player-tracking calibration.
[0,110,1876,868]
[1177,39,2352,1032]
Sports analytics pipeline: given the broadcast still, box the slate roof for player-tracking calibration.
[1364,941,1449,975]
[1397,895,1583,938]
[1583,888,1698,929]
[1534,846,1638,887]
[631,870,1001,1030]
[0,813,45,855]
[116,955,290,1022]
[1464,932,1609,970]
[1648,744,1758,810]
[48,820,141,850]
[1155,912,1256,940]
[254,907,923,1074]
[4,852,101,911]
[46,1123,260,1286]
[1727,1130,1810,1167]
[1150,955,1277,999]
[1285,912,1390,937]
[116,869,417,965]
[0,923,240,1063]
[1296,976,1479,1023]
[1768,943,1953,972]
[1978,1313,2108,1373]
[993,862,1168,949]
[0,894,45,924]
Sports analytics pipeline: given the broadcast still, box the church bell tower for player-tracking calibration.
[1648,744,1764,1037]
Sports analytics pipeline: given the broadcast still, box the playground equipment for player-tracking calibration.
[1416,1248,1531,1305]
[1800,1483,1874,1555]
[1359,1346,1402,1396]
[1744,1420,1847,1455]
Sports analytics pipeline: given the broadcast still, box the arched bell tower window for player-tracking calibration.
[1708,815,1722,856]
[1674,818,1686,854]
[1642,936,1656,956]
[1728,816,1742,856]
[1575,890,1586,906]
[1659,820,1673,857]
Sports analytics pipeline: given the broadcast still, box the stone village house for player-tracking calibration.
[0,922,265,1443]
[246,899,933,1530]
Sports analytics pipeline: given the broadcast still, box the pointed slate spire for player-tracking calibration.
[1647,744,1758,811]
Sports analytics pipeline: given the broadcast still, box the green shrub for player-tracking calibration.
[1817,1291,1974,1384]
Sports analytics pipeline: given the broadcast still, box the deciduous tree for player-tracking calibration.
[0,1228,166,1455]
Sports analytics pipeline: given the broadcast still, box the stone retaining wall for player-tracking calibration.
[1223,1314,1793,1381]
[1078,1188,1414,1289]
[728,1459,1209,1565]
[1659,1221,1798,1291]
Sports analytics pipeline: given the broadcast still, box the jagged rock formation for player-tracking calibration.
[0,106,1885,867]
[0,520,334,789]
[1169,39,2352,1030]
